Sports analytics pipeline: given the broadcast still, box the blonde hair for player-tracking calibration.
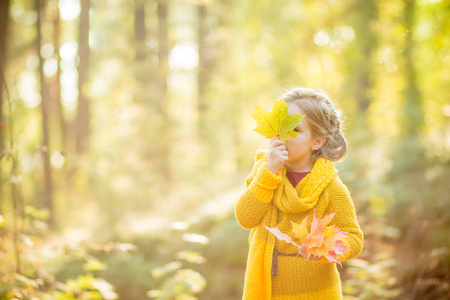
[281,87,348,163]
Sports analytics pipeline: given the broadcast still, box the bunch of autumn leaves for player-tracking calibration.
[251,98,351,266]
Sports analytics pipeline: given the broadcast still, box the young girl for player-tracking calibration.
[235,87,364,300]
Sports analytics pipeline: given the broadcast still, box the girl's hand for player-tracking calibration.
[307,254,322,261]
[267,138,288,175]
[299,245,321,261]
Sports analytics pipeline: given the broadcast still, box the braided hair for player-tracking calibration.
[281,87,348,163]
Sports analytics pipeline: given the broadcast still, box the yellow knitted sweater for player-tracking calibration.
[235,150,364,300]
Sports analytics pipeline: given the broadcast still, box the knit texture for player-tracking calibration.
[235,150,364,300]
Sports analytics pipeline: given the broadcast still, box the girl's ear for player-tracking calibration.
[312,136,326,150]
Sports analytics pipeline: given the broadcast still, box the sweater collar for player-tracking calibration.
[274,157,338,214]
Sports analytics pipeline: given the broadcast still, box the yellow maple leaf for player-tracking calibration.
[251,98,305,142]
[290,217,309,241]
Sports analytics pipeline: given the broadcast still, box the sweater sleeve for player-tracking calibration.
[234,151,282,229]
[317,178,364,264]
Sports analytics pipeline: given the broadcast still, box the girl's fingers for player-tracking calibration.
[279,155,288,162]
[273,143,286,150]
[269,147,288,159]
[270,138,284,147]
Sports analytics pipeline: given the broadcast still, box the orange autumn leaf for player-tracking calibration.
[265,208,352,267]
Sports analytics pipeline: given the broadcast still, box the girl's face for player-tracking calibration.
[284,104,325,169]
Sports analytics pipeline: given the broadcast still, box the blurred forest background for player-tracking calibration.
[0,0,449,299]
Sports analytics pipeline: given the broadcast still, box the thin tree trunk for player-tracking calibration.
[133,0,147,98]
[36,0,54,227]
[11,152,21,273]
[76,0,90,155]
[355,2,377,116]
[345,0,378,123]
[0,0,21,272]
[157,0,171,183]
[197,4,207,140]
[134,0,146,61]
[0,0,10,211]
[52,4,67,157]
[402,0,423,137]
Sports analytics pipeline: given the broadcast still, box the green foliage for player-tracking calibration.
[0,214,5,228]
[49,275,118,300]
[24,205,50,221]
[342,253,401,299]
[0,208,121,300]
[145,229,208,299]
[148,269,206,300]
[0,270,117,300]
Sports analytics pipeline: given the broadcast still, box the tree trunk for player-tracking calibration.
[36,0,54,227]
[134,0,146,61]
[197,4,207,140]
[133,0,147,98]
[52,5,67,158]
[0,0,10,211]
[339,0,378,206]
[157,0,171,183]
[389,1,427,293]
[402,0,423,137]
[76,0,90,155]
[355,1,377,116]
[345,0,378,124]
